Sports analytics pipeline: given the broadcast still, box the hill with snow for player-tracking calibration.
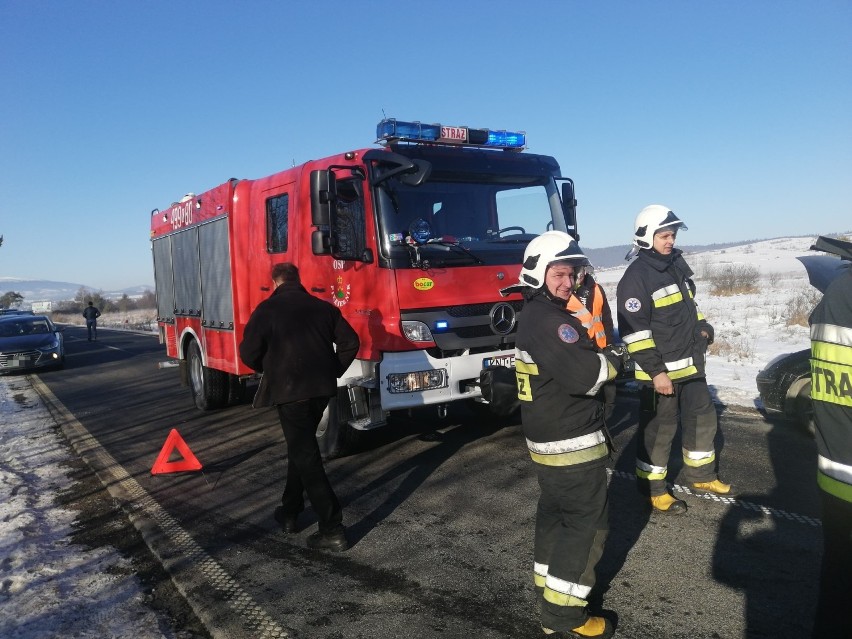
[0,277,152,304]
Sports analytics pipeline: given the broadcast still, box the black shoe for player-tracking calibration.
[273,506,299,534]
[307,529,349,552]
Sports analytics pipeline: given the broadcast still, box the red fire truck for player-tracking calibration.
[150,118,580,456]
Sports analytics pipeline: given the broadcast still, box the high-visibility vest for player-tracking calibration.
[567,285,608,348]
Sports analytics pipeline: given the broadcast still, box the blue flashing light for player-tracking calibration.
[488,130,526,148]
[377,118,526,150]
[434,320,449,331]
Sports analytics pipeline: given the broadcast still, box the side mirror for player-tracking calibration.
[363,149,432,187]
[312,229,330,255]
[310,170,336,226]
[560,179,579,241]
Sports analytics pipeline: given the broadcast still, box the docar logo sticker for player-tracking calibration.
[414,278,434,291]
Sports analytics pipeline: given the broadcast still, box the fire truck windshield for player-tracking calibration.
[374,173,564,267]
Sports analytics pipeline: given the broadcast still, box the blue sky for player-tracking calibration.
[1,0,850,290]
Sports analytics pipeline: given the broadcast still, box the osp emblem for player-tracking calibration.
[490,302,517,335]
[332,275,351,307]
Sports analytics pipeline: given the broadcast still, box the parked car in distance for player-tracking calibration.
[755,235,852,435]
[0,314,65,374]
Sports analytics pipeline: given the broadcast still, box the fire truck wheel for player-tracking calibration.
[187,341,229,411]
[317,388,361,459]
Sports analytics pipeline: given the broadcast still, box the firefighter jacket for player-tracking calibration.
[810,268,852,504]
[566,275,614,349]
[239,281,360,406]
[616,248,713,383]
[514,292,618,467]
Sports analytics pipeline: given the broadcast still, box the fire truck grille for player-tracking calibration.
[401,300,524,352]
[445,301,524,317]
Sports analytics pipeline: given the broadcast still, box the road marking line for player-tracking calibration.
[31,376,290,639]
[607,468,822,527]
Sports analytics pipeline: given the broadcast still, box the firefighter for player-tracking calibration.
[809,258,852,637]
[616,205,733,514]
[501,231,624,638]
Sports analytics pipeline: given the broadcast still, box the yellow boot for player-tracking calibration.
[543,616,614,638]
[650,492,687,514]
[692,479,736,496]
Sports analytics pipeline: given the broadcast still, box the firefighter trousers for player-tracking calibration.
[813,490,852,638]
[534,461,609,631]
[637,378,718,496]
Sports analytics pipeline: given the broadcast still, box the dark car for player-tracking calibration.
[0,309,34,316]
[756,347,814,434]
[756,236,852,434]
[0,314,65,374]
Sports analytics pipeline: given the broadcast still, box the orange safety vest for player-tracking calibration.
[566,285,608,348]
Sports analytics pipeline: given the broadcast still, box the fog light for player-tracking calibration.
[387,369,448,394]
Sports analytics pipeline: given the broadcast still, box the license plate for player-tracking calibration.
[440,126,468,143]
[482,354,515,369]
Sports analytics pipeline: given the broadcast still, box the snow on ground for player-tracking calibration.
[0,235,836,637]
[0,375,183,639]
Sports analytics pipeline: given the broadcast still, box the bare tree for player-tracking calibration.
[0,291,24,309]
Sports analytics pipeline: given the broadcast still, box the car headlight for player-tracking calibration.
[39,338,61,352]
[401,321,434,343]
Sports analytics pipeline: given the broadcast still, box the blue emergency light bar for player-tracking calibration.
[377,118,526,150]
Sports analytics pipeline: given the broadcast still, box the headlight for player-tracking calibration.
[40,338,61,351]
[401,321,434,343]
[387,369,448,394]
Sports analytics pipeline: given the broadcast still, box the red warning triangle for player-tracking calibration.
[151,428,203,475]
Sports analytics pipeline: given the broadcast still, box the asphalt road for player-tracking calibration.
[33,325,823,639]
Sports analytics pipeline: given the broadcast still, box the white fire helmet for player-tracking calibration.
[500,231,589,296]
[633,204,688,249]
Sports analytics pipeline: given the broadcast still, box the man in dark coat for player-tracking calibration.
[82,301,100,341]
[239,262,360,552]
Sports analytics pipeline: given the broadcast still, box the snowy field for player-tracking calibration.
[0,235,838,637]
[594,235,821,410]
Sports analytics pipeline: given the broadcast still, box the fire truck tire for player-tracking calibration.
[316,388,361,459]
[187,341,229,411]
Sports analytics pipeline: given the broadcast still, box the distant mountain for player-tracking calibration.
[0,277,154,304]
[583,241,753,269]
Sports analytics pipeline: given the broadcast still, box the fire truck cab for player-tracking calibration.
[150,118,580,457]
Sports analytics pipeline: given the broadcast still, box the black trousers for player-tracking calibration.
[276,397,343,533]
[637,378,718,496]
[535,462,609,631]
[813,490,852,638]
